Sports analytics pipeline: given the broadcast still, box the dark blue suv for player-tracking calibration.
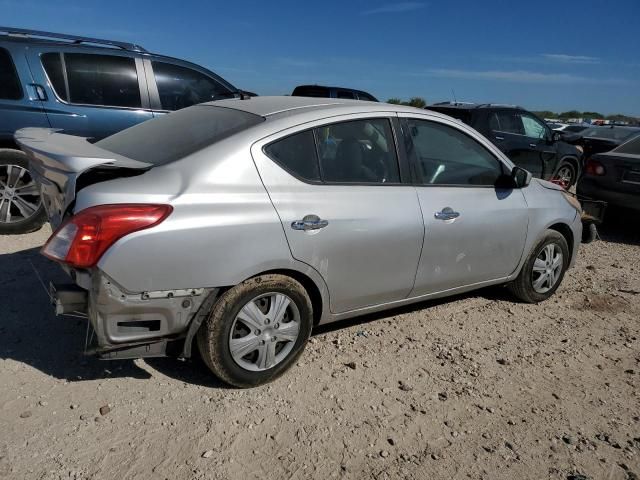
[0,26,245,234]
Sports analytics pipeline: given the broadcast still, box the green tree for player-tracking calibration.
[558,110,582,119]
[582,111,604,119]
[405,97,427,108]
[386,98,402,104]
[532,110,557,119]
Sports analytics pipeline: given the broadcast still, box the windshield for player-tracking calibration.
[96,105,264,165]
[612,134,640,155]
[581,127,640,141]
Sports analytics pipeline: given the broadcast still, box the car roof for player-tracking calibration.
[204,96,431,119]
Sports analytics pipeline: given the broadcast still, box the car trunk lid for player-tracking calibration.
[15,128,152,228]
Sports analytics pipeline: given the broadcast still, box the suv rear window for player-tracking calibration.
[292,86,330,98]
[96,105,264,165]
[0,47,22,100]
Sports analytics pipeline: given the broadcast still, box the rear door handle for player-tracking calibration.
[27,84,47,101]
[291,214,329,231]
[434,207,460,221]
[529,143,537,148]
[494,136,505,141]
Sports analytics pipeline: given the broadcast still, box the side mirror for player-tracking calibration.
[511,166,532,188]
[550,131,561,143]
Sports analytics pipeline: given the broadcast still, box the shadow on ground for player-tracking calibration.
[596,209,640,246]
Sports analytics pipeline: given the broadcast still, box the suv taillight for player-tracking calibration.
[42,204,172,268]
[585,159,606,176]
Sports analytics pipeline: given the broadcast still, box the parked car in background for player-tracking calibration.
[578,133,640,211]
[567,126,640,163]
[553,124,590,134]
[427,102,583,189]
[0,26,247,234]
[292,85,378,101]
[17,96,582,387]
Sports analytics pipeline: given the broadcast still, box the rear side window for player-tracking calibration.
[613,135,640,155]
[96,105,264,166]
[336,90,356,99]
[63,53,141,107]
[493,111,524,135]
[264,118,401,184]
[152,61,232,111]
[41,53,68,101]
[407,118,503,186]
[357,92,377,102]
[0,47,22,100]
[264,131,320,182]
[291,86,330,98]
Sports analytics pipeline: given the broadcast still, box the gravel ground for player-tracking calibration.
[0,218,639,480]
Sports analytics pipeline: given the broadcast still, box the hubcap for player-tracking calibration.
[553,166,573,189]
[532,243,563,294]
[0,164,41,224]
[228,292,301,372]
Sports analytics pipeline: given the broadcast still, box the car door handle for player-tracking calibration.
[494,136,505,141]
[434,208,460,221]
[529,143,537,148]
[27,83,47,101]
[291,215,329,231]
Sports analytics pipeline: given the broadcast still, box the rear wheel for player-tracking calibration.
[197,274,313,388]
[508,230,569,303]
[0,149,46,234]
[552,161,577,189]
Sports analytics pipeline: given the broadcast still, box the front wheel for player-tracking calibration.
[508,230,569,303]
[0,149,46,234]
[197,274,313,388]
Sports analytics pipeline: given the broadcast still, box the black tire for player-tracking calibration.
[197,274,313,388]
[508,230,570,303]
[552,161,577,189]
[0,149,46,234]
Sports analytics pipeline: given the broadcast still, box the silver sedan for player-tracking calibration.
[17,97,582,387]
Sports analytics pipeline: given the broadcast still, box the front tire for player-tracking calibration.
[0,149,46,234]
[552,161,577,189]
[197,274,313,388]
[508,230,569,303]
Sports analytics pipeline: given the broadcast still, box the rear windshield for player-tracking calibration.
[95,105,264,165]
[612,134,640,155]
[292,86,330,98]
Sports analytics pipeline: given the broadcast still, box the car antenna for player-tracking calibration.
[451,88,457,105]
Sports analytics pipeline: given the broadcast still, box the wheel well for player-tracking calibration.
[548,223,574,259]
[0,139,19,151]
[559,156,580,174]
[255,269,324,326]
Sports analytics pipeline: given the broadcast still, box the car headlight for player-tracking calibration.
[562,191,582,212]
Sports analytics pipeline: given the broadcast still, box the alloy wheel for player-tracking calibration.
[531,243,563,294]
[552,165,574,190]
[0,164,42,224]
[228,292,301,371]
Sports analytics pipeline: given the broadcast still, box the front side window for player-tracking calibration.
[64,53,141,107]
[521,114,548,140]
[316,118,400,183]
[152,61,231,111]
[0,47,22,100]
[407,118,504,186]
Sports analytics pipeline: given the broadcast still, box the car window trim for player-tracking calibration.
[0,46,24,100]
[262,116,409,187]
[400,116,508,188]
[39,51,149,110]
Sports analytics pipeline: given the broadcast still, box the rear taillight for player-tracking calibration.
[42,204,172,268]
[585,159,606,176]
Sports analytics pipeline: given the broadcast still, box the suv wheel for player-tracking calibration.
[0,149,46,234]
[197,274,313,388]
[508,230,569,303]
[552,162,576,189]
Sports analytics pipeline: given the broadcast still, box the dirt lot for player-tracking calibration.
[0,219,639,480]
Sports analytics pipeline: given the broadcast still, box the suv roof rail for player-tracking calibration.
[476,103,522,109]
[431,101,477,106]
[0,26,147,52]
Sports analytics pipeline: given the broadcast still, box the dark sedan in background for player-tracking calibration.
[578,134,640,211]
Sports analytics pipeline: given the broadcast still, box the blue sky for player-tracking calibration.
[3,0,639,115]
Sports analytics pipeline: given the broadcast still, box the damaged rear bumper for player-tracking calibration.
[50,269,217,359]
